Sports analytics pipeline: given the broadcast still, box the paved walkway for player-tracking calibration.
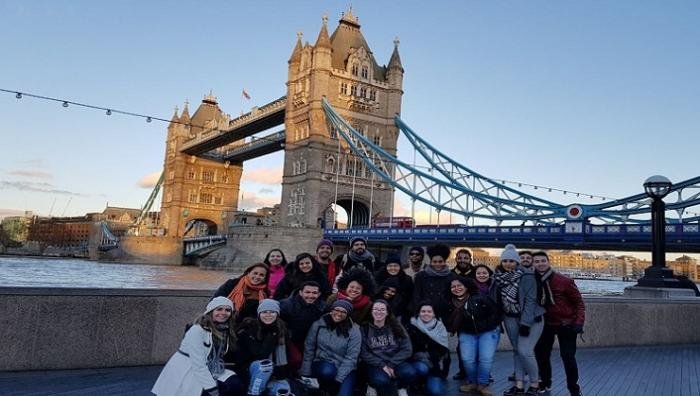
[1,345,698,396]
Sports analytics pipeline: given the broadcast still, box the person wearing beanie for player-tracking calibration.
[231,298,291,396]
[315,239,340,287]
[374,253,415,322]
[494,244,545,396]
[273,252,331,300]
[361,299,416,395]
[334,236,379,275]
[212,263,269,326]
[279,281,326,375]
[405,246,426,278]
[413,244,456,320]
[153,298,242,396]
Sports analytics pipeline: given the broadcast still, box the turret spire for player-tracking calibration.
[314,15,331,49]
[388,36,403,72]
[289,31,303,63]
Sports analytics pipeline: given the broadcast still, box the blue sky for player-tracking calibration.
[1,1,699,225]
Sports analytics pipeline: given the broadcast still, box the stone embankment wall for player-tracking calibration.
[95,236,183,265]
[198,225,323,271]
[1,288,699,371]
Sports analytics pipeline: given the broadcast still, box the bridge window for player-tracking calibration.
[214,195,222,205]
[370,90,376,101]
[202,169,214,183]
[329,125,338,139]
[187,168,195,179]
[361,66,368,79]
[200,193,213,204]
[373,135,381,145]
[188,191,197,203]
[168,171,174,180]
[360,87,367,98]
[351,85,357,96]
[326,156,336,173]
[221,173,229,183]
[340,83,348,95]
[352,64,358,76]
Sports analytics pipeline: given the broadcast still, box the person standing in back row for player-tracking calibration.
[532,251,585,396]
[335,237,378,275]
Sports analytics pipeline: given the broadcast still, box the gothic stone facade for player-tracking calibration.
[280,11,404,227]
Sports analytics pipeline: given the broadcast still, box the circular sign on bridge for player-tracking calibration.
[566,204,583,219]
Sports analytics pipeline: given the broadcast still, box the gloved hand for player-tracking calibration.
[573,324,584,334]
[204,387,219,396]
[519,325,531,337]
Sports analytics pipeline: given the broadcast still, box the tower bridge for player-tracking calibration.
[100,9,700,264]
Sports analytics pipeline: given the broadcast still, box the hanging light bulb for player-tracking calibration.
[146,117,152,123]
[62,101,69,108]
[518,183,522,187]
[576,193,580,197]
[534,186,538,190]
[563,191,567,195]
[548,188,552,192]
[106,109,112,115]
[15,92,22,99]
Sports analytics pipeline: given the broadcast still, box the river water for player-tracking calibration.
[0,256,636,295]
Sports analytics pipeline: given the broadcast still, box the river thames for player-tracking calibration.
[0,256,638,295]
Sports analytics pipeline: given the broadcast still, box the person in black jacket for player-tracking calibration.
[407,301,450,396]
[413,244,456,320]
[334,236,379,274]
[279,281,325,376]
[374,253,415,320]
[273,253,331,300]
[212,263,269,326]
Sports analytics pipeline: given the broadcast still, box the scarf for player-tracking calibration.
[476,279,491,296]
[536,268,555,307]
[227,276,266,311]
[495,268,523,315]
[410,317,449,348]
[207,323,229,376]
[347,249,375,268]
[423,265,452,277]
[336,290,371,311]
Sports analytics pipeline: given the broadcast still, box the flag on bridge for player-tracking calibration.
[242,89,251,100]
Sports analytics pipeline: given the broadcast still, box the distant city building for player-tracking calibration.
[669,255,699,282]
[28,215,92,250]
[0,211,33,243]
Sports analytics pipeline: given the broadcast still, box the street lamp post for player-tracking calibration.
[636,175,678,288]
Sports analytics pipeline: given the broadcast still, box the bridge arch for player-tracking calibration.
[184,218,218,237]
[327,195,371,228]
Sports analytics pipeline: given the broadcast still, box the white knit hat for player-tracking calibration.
[500,244,521,263]
[205,297,234,315]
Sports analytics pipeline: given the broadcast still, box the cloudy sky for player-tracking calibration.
[1,1,698,229]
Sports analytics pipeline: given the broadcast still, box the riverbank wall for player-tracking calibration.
[1,287,699,371]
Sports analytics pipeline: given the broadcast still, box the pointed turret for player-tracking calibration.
[170,106,180,124]
[180,100,191,124]
[314,15,331,49]
[203,90,218,106]
[388,37,404,72]
[288,31,303,64]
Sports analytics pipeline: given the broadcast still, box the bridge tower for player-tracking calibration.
[159,93,243,237]
[281,10,404,227]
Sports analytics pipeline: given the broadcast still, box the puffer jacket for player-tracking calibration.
[299,314,361,383]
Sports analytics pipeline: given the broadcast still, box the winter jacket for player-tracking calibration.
[374,268,414,310]
[360,322,413,369]
[541,271,586,326]
[326,293,372,326]
[300,315,361,383]
[335,253,380,273]
[212,278,265,326]
[273,267,331,301]
[452,264,476,279]
[279,293,325,344]
[413,270,456,319]
[268,265,286,297]
[495,269,546,327]
[317,257,340,288]
[407,323,450,378]
[229,319,288,381]
[152,325,234,396]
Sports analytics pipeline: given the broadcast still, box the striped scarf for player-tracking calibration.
[536,268,556,307]
[495,268,523,315]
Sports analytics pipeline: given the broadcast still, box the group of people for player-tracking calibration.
[152,237,586,396]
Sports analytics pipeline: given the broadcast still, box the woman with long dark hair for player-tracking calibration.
[263,248,288,297]
[407,301,450,396]
[213,263,269,325]
[152,297,242,396]
[273,252,331,300]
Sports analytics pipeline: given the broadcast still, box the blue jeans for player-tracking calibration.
[311,360,355,396]
[459,328,500,386]
[366,361,418,395]
[248,359,290,396]
[412,361,445,396]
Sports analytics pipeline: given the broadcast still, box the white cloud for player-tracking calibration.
[0,180,85,196]
[242,167,282,185]
[6,169,53,180]
[137,171,162,189]
[239,190,279,210]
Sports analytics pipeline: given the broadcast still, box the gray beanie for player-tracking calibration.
[500,244,521,263]
[331,299,353,314]
[257,298,280,315]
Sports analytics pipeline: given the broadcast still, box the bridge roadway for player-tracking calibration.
[2,344,698,395]
[325,222,700,252]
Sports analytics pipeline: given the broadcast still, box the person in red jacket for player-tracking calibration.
[532,251,585,396]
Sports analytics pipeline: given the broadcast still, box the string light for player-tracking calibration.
[106,109,112,115]
[62,101,69,108]
[15,92,22,99]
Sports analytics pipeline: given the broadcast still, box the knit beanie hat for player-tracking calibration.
[331,299,353,314]
[409,246,424,256]
[381,277,400,290]
[316,239,334,252]
[257,298,281,315]
[385,253,402,266]
[500,244,521,263]
[350,236,367,247]
[205,297,234,315]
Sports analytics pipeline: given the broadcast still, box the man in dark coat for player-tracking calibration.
[532,251,585,396]
[334,236,379,274]
[413,244,456,320]
[279,281,325,375]
[452,248,476,279]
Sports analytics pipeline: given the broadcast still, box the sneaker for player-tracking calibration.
[478,385,493,396]
[570,392,583,396]
[523,387,539,396]
[366,386,377,396]
[460,383,478,393]
[453,371,467,380]
[398,389,408,396]
[537,387,551,394]
[489,374,494,383]
[503,386,523,396]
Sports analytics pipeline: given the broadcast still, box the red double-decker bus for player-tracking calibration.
[372,216,415,228]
